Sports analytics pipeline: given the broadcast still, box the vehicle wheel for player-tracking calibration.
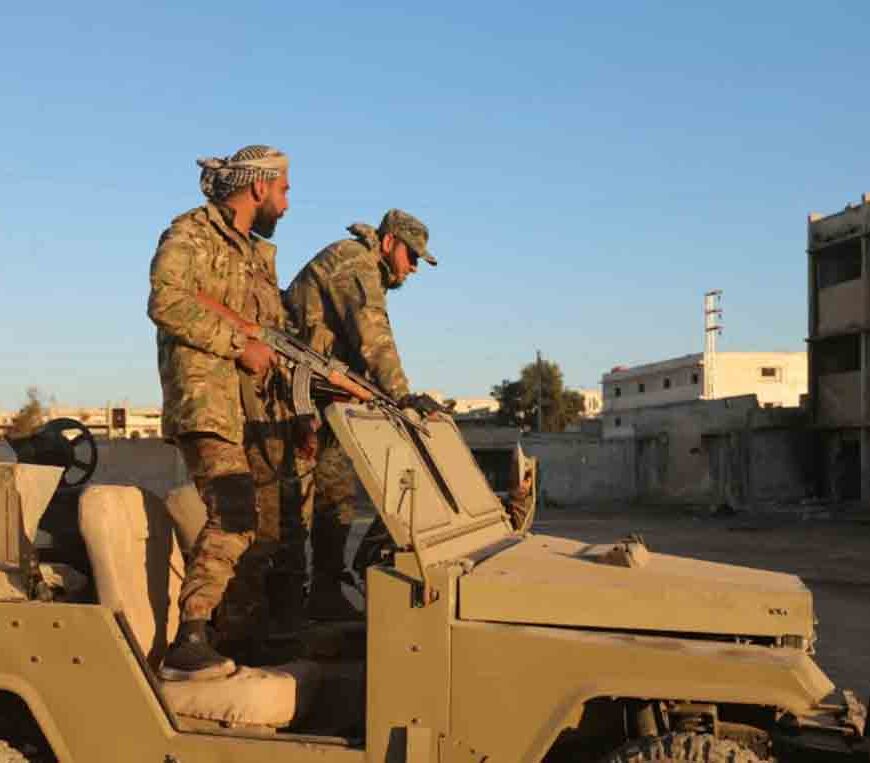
[600,732,763,762]
[0,740,31,763]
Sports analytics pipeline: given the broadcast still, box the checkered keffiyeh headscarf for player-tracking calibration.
[197,145,289,201]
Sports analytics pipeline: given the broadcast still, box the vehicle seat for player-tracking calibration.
[78,484,319,729]
[165,482,207,555]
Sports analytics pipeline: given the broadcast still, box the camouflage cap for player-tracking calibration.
[377,209,437,266]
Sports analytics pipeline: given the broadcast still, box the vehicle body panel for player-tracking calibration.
[0,602,363,763]
[450,621,834,762]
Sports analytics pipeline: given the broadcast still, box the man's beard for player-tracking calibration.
[252,203,280,238]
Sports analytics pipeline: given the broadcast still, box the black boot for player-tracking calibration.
[266,571,309,640]
[306,573,363,621]
[159,619,236,681]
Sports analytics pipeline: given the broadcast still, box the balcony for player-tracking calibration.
[817,279,865,337]
[816,371,861,428]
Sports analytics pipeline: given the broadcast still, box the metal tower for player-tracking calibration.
[703,290,723,399]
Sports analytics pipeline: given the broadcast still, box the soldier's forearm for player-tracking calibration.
[148,287,245,360]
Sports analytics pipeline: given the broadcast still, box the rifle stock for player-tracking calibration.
[197,292,261,339]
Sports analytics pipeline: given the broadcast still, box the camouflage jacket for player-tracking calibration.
[283,224,411,400]
[148,203,287,443]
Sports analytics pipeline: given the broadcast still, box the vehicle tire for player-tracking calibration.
[0,740,31,763]
[600,732,763,763]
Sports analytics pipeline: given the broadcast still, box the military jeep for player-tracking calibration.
[0,404,868,762]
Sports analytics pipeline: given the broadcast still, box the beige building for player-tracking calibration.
[601,352,807,439]
[0,405,163,439]
[574,387,603,418]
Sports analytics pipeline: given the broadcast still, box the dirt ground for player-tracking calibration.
[525,504,870,703]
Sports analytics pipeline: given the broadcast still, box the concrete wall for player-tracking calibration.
[516,397,811,508]
[521,433,635,506]
[0,437,184,498]
[3,402,810,510]
[630,395,810,506]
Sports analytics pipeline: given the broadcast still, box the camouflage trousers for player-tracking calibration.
[176,424,357,641]
[176,426,305,641]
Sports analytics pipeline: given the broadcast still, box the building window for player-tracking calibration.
[816,238,862,288]
[663,377,671,389]
[614,386,622,398]
[691,372,700,384]
[638,382,645,393]
[759,366,781,381]
[615,417,622,427]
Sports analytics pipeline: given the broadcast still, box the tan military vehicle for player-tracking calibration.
[1,407,868,762]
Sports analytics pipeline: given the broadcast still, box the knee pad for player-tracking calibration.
[206,473,257,533]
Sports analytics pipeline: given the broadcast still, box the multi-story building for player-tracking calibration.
[807,193,870,501]
[601,352,807,439]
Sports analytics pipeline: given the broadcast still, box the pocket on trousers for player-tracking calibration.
[206,473,258,533]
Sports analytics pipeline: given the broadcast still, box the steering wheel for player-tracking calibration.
[40,418,99,489]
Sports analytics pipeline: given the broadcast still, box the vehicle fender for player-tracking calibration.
[450,622,834,763]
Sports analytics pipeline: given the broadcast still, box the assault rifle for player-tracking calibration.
[196,292,429,436]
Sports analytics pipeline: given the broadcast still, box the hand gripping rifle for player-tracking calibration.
[196,292,429,436]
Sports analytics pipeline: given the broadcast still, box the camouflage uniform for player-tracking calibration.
[149,201,301,640]
[283,211,434,597]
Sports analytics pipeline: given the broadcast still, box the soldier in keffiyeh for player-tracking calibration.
[148,145,297,680]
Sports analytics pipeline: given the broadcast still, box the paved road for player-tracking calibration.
[533,508,870,703]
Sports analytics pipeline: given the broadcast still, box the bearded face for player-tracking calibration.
[252,198,281,239]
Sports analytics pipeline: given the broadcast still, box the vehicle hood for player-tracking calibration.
[458,533,814,641]
[326,403,512,566]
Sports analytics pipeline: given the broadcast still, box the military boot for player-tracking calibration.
[159,619,236,681]
[308,512,362,621]
[266,571,309,640]
[305,572,363,621]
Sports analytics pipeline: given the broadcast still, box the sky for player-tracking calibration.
[1,1,869,410]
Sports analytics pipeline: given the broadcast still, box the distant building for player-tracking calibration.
[807,193,870,501]
[0,404,162,439]
[421,390,501,423]
[451,397,500,416]
[573,387,602,418]
[601,352,807,439]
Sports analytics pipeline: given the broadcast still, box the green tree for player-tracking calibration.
[490,379,525,427]
[492,359,583,432]
[8,387,47,438]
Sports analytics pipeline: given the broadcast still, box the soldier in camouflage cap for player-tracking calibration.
[148,144,300,680]
[283,209,445,620]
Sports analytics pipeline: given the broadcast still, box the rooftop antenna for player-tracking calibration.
[703,290,723,399]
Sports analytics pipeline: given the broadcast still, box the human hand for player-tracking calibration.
[293,415,320,460]
[397,393,449,418]
[238,338,277,376]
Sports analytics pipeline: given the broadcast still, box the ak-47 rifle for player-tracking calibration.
[196,292,429,436]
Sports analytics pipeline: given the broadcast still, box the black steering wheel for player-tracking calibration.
[37,418,99,489]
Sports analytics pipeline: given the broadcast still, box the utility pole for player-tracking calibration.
[536,350,543,432]
[703,290,723,400]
